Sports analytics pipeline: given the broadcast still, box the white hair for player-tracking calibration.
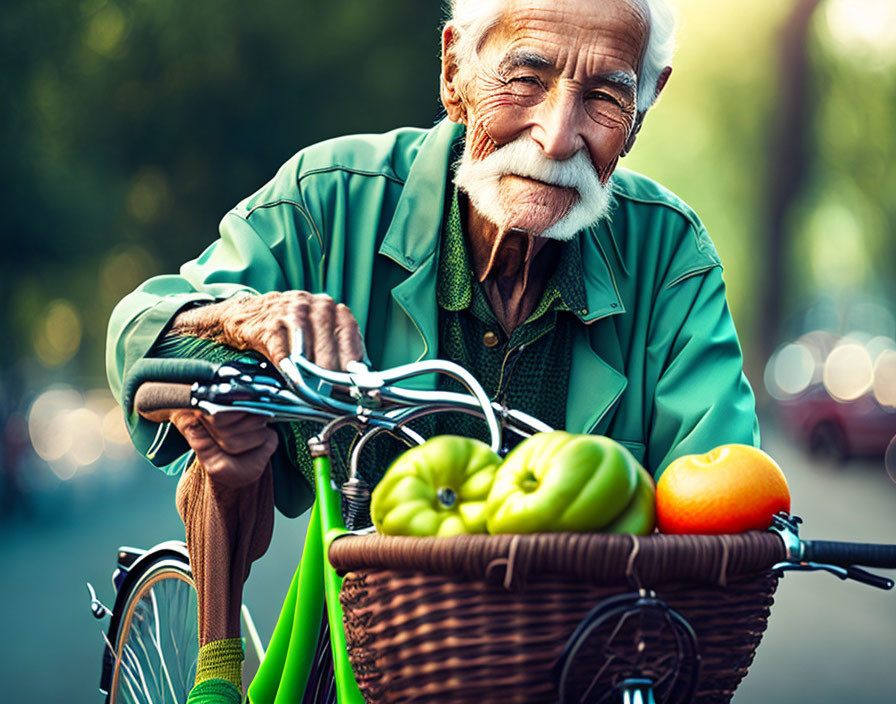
[445,0,678,112]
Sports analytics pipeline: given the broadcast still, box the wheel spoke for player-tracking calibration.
[143,585,181,703]
[110,561,198,704]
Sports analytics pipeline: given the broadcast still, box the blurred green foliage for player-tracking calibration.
[1,0,894,396]
[1,0,443,388]
[626,0,895,375]
[790,4,896,306]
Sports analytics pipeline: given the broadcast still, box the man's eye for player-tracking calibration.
[509,76,544,88]
[588,91,622,106]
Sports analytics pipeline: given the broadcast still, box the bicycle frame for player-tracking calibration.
[248,436,401,702]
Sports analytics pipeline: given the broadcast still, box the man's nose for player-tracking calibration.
[530,92,584,161]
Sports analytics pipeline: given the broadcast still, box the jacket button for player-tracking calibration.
[483,331,500,348]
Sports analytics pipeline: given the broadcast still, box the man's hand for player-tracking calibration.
[169,410,278,491]
[171,291,366,369]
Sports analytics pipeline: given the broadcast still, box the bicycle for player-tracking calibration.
[89,337,896,703]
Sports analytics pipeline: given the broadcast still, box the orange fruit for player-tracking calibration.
[656,444,790,534]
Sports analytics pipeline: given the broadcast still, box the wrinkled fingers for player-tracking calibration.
[335,302,365,369]
[199,412,276,456]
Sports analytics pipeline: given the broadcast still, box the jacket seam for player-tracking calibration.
[296,166,406,186]
[242,199,324,257]
[664,262,721,289]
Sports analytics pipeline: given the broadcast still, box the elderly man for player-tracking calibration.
[107,0,758,701]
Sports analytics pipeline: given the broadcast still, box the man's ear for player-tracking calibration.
[655,66,672,99]
[622,66,671,156]
[440,24,467,124]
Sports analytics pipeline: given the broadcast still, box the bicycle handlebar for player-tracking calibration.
[802,540,896,569]
[770,513,896,590]
[123,343,524,452]
[279,330,503,450]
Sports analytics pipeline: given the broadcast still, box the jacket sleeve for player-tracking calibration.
[646,265,760,478]
[105,202,323,516]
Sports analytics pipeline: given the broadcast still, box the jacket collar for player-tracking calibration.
[377,119,461,271]
[376,119,628,431]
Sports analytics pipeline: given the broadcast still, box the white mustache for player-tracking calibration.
[454,133,612,241]
[467,135,601,190]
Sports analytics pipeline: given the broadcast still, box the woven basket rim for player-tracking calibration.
[328,530,786,589]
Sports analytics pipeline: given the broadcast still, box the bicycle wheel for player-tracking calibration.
[555,592,701,704]
[107,556,198,704]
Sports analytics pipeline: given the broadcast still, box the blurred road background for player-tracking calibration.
[2,0,896,701]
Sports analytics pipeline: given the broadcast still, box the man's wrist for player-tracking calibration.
[169,300,228,340]
[169,294,259,350]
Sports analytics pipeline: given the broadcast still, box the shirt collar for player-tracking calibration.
[437,185,590,323]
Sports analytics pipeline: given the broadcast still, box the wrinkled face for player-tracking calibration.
[450,0,649,238]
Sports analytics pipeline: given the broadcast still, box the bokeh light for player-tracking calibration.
[767,342,817,399]
[102,405,135,460]
[101,246,157,304]
[887,435,896,485]
[823,343,874,402]
[83,1,129,57]
[127,167,171,225]
[867,336,896,363]
[873,350,896,409]
[28,387,83,463]
[27,387,135,478]
[66,407,105,466]
[33,300,82,368]
[48,454,80,482]
[825,0,896,67]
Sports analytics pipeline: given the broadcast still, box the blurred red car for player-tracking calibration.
[777,386,896,461]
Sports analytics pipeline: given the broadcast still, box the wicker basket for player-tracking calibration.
[328,531,786,704]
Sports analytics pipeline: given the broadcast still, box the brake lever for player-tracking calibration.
[843,565,894,590]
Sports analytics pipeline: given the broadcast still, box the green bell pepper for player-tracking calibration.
[486,431,640,534]
[371,435,502,537]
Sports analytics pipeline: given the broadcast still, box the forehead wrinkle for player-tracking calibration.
[497,1,649,74]
[503,2,648,37]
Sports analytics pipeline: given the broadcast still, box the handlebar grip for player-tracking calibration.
[134,382,194,420]
[122,357,220,417]
[803,540,896,568]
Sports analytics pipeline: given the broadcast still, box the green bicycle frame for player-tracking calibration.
[247,453,364,703]
[314,453,364,702]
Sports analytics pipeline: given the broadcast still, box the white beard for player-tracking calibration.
[453,132,613,241]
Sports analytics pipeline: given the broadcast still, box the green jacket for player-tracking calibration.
[106,118,759,517]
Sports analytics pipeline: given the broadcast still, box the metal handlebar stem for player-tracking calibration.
[284,330,503,452]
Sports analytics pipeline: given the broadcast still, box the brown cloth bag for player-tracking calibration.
[176,457,275,645]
